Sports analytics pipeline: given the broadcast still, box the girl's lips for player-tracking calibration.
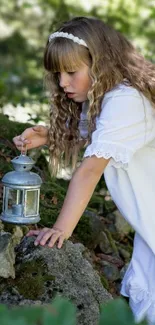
[66,92,75,98]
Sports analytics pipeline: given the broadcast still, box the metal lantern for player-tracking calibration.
[0,153,42,224]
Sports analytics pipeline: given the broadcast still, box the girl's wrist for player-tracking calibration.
[52,223,72,239]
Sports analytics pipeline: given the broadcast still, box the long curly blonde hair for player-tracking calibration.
[44,16,155,175]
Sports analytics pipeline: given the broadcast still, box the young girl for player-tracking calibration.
[13,16,155,324]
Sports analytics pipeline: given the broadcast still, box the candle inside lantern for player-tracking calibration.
[12,204,23,216]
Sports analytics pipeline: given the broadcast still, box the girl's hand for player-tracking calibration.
[13,125,49,151]
[26,227,66,249]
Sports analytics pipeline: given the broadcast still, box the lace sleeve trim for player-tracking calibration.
[84,142,134,169]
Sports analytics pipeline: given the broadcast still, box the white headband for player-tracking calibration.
[48,32,88,48]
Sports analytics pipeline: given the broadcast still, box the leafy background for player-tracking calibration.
[0,0,154,120]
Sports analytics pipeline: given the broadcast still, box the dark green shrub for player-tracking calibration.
[0,296,148,325]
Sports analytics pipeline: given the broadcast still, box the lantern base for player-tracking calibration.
[0,212,40,225]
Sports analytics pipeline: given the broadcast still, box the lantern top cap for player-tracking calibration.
[11,154,35,172]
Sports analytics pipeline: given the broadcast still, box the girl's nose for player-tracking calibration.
[59,72,69,88]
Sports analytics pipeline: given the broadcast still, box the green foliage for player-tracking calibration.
[99,298,147,325]
[0,296,148,325]
[0,0,154,107]
[0,296,76,325]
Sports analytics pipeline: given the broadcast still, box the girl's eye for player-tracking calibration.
[68,71,76,75]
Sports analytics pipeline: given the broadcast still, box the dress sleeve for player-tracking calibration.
[84,88,153,168]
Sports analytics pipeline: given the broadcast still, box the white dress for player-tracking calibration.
[81,84,155,324]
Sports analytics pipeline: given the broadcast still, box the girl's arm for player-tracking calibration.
[54,155,110,236]
[27,155,110,248]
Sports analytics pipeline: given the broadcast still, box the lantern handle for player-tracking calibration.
[21,143,27,156]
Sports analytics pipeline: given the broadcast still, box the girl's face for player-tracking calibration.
[58,63,92,102]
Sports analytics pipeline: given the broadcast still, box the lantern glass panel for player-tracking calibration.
[25,190,39,216]
[6,188,23,215]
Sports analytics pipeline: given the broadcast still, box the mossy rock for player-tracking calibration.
[0,258,55,300]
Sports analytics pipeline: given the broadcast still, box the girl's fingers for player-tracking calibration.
[21,139,31,144]
[26,227,65,249]
[13,135,31,150]
[26,230,41,237]
[26,227,49,240]
[47,232,63,248]
[57,234,65,249]
[34,228,51,246]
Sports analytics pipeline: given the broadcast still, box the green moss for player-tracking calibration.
[0,280,7,295]
[0,259,55,300]
[16,259,55,299]
[104,229,119,255]
[100,274,109,290]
